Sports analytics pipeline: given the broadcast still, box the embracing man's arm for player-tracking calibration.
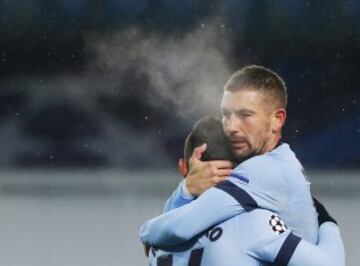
[164,144,232,212]
[141,186,244,247]
[141,156,286,247]
[247,212,344,266]
[288,222,345,266]
[286,198,344,265]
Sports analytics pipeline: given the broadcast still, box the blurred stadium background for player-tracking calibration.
[0,1,359,265]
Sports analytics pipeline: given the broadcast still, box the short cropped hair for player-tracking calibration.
[184,116,237,163]
[224,65,288,109]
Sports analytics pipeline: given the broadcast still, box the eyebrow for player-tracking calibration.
[236,109,256,114]
[221,108,256,114]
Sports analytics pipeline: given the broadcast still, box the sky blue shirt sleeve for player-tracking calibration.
[140,156,288,247]
[245,211,344,266]
[140,186,244,247]
[288,222,345,266]
[237,209,297,263]
[163,180,194,212]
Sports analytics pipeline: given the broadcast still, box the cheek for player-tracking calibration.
[246,119,268,141]
[244,118,261,133]
[242,120,260,142]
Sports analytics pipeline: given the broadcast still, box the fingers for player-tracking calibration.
[215,168,232,177]
[196,161,232,178]
[210,160,234,169]
[212,176,228,184]
[192,143,207,160]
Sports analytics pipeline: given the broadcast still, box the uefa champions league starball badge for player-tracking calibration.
[269,214,287,234]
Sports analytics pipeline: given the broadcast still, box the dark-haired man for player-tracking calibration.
[147,116,344,266]
[141,66,344,264]
[163,116,236,212]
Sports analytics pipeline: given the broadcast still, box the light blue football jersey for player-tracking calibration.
[140,143,318,246]
[148,209,344,266]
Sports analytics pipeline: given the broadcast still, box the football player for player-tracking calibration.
[141,66,335,251]
[147,116,344,265]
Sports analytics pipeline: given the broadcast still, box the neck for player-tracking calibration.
[261,134,281,154]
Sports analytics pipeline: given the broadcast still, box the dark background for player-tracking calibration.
[0,0,359,170]
[0,2,359,266]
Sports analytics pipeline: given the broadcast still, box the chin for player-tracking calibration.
[232,149,250,161]
[233,145,259,161]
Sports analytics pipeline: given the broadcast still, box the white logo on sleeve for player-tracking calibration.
[269,214,287,234]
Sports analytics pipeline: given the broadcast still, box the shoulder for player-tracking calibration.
[238,209,286,232]
[228,146,288,207]
[231,151,285,184]
[233,209,290,245]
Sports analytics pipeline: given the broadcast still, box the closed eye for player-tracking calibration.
[236,111,254,118]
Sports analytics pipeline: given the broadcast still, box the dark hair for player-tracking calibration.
[184,116,237,163]
[224,65,287,109]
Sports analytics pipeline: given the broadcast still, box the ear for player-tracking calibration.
[272,108,286,133]
[178,158,189,178]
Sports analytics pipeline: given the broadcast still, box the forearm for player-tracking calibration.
[140,187,243,247]
[289,223,345,266]
[163,180,194,212]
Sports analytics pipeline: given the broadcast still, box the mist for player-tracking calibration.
[87,20,231,117]
[0,20,234,168]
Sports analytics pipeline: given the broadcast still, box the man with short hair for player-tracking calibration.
[140,65,320,250]
[140,66,347,266]
[147,116,344,265]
